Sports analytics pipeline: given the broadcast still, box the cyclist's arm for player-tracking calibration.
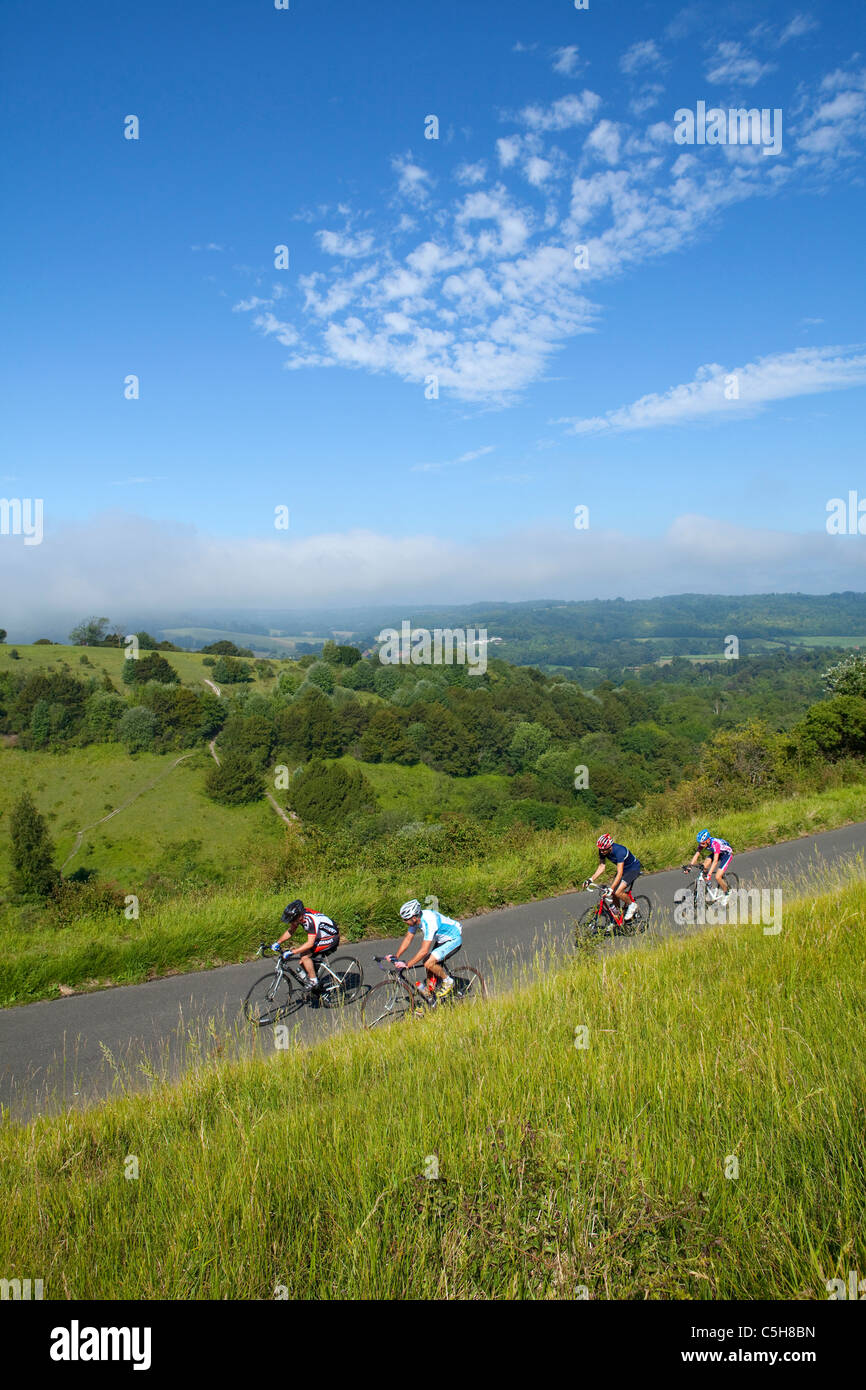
[610,862,624,892]
[405,937,433,969]
[588,862,606,883]
[689,851,702,867]
[391,930,415,962]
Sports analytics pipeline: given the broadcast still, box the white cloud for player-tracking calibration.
[316,229,375,258]
[516,91,602,132]
[585,120,622,166]
[558,345,866,434]
[5,512,866,631]
[629,84,665,117]
[412,444,495,473]
[224,67,866,404]
[620,40,665,75]
[552,46,581,76]
[795,69,866,161]
[779,14,819,44]
[392,153,434,204]
[705,41,776,87]
[455,160,487,185]
[252,312,299,347]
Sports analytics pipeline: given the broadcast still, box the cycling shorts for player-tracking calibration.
[621,866,641,889]
[429,938,462,964]
[312,931,339,955]
[710,850,732,874]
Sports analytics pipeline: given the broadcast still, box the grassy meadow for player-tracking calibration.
[0,871,862,1299]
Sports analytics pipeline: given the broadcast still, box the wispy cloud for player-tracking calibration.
[552,46,581,77]
[412,445,495,473]
[227,60,866,404]
[557,345,866,434]
[705,41,776,87]
[620,40,666,75]
[109,476,168,486]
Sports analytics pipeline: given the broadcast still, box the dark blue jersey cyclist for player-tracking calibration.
[585,833,642,921]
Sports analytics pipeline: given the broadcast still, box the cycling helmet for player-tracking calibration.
[281,898,306,924]
[696,830,712,845]
[399,899,423,921]
[597,833,613,853]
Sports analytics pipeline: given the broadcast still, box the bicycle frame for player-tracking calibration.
[586,883,634,929]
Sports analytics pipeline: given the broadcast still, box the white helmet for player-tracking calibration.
[399,899,423,921]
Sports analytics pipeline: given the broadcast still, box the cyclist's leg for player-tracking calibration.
[428,939,461,983]
[307,936,335,986]
[620,869,641,918]
[716,851,732,894]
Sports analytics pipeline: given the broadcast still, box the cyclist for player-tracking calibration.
[687,830,733,903]
[272,898,340,992]
[584,833,642,922]
[387,899,463,1000]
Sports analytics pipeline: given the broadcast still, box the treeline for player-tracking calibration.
[0,663,225,752]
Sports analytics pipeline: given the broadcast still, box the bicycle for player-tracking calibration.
[680,863,739,914]
[362,952,486,1030]
[575,881,652,944]
[243,943,364,1026]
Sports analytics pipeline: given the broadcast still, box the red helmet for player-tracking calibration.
[597,833,613,853]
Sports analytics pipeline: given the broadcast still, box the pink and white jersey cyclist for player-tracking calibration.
[691,830,733,897]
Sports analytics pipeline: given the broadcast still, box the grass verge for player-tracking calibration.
[0,872,862,1298]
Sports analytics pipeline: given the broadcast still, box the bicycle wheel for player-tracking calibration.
[320,956,363,1007]
[624,896,652,934]
[575,905,606,944]
[448,964,486,1003]
[362,979,417,1029]
[243,970,295,1026]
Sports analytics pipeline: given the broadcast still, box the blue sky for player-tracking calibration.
[2,0,865,629]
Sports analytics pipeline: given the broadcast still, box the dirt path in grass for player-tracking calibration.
[208,711,297,828]
[60,752,199,872]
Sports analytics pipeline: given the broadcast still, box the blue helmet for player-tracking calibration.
[696,829,712,845]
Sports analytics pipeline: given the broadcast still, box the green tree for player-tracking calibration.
[122,650,178,686]
[211,656,254,684]
[289,759,376,827]
[9,792,60,897]
[118,705,158,752]
[794,695,866,761]
[509,721,552,772]
[305,660,336,694]
[822,653,866,699]
[205,750,263,805]
[69,617,110,646]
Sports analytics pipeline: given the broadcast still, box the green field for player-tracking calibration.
[0,642,280,692]
[2,869,861,1299]
[160,627,334,656]
[0,744,283,887]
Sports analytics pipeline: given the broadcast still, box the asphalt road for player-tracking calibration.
[1,821,863,1120]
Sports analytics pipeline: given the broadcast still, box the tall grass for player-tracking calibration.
[0,872,863,1299]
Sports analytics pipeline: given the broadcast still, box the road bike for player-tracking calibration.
[575,881,652,944]
[244,943,364,1026]
[680,863,739,914]
[362,952,486,1030]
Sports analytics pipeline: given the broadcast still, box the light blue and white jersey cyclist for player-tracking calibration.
[400,900,462,962]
